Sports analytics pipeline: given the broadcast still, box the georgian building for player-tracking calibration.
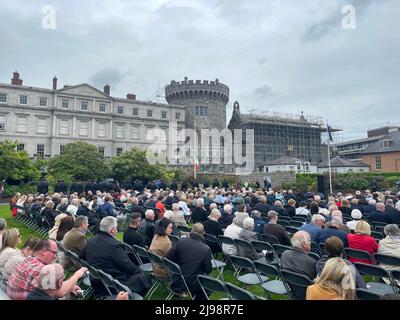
[0,71,186,159]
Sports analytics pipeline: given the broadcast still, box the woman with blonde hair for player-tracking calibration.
[347,220,378,264]
[0,228,22,276]
[306,257,355,300]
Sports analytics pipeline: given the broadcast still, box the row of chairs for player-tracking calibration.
[13,205,52,237]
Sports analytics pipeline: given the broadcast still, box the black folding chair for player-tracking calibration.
[344,248,375,264]
[251,240,279,265]
[308,251,321,262]
[225,282,257,300]
[254,261,289,297]
[132,245,153,273]
[285,226,299,236]
[146,250,171,299]
[262,234,280,245]
[371,231,384,241]
[277,220,290,227]
[169,234,180,245]
[229,255,268,286]
[374,253,400,269]
[197,275,229,300]
[234,239,260,261]
[278,216,291,222]
[356,288,382,300]
[354,262,397,295]
[163,257,195,300]
[280,269,313,300]
[290,221,304,228]
[291,216,307,223]
[272,244,292,258]
[203,233,226,280]
[375,226,385,235]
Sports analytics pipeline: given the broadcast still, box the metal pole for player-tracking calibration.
[194,118,197,180]
[327,123,333,195]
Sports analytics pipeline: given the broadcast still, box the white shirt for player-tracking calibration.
[296,207,310,216]
[222,224,242,255]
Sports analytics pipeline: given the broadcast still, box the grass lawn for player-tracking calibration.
[0,205,289,300]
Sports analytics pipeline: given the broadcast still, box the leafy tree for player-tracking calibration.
[110,147,165,182]
[0,140,40,181]
[47,141,107,181]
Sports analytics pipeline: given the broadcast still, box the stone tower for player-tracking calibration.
[165,77,229,131]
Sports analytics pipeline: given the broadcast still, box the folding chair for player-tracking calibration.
[308,251,321,262]
[356,288,382,300]
[169,234,180,245]
[120,242,140,265]
[311,241,321,256]
[254,261,289,297]
[229,255,268,287]
[374,254,400,269]
[371,231,384,241]
[251,240,279,265]
[163,257,195,300]
[278,216,291,222]
[204,234,226,280]
[262,234,280,245]
[319,243,327,256]
[280,269,313,300]
[354,262,397,295]
[272,244,292,258]
[277,220,290,227]
[371,221,387,229]
[147,250,172,299]
[132,245,153,273]
[290,221,304,228]
[177,225,191,234]
[375,226,385,235]
[234,239,260,261]
[285,226,299,236]
[111,278,143,300]
[344,248,375,264]
[197,275,230,300]
[291,216,307,223]
[225,282,257,300]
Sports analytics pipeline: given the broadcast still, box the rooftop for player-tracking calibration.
[361,132,400,154]
[318,156,369,168]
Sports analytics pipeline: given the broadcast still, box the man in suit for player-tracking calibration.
[123,213,146,248]
[316,216,349,247]
[167,223,212,300]
[368,202,391,224]
[80,216,152,298]
[63,216,89,271]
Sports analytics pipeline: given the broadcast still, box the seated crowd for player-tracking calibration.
[1,182,400,300]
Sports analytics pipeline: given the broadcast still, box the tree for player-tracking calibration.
[0,140,41,181]
[47,141,107,181]
[110,147,165,182]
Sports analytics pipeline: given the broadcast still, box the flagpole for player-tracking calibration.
[327,122,333,195]
[194,119,197,180]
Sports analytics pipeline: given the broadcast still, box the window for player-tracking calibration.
[59,120,69,135]
[131,125,140,140]
[382,140,392,148]
[160,128,167,142]
[16,116,28,133]
[81,101,88,110]
[296,162,301,171]
[304,162,310,172]
[147,110,153,117]
[17,144,25,151]
[39,97,47,107]
[19,95,28,105]
[37,118,47,134]
[195,106,208,117]
[79,121,89,136]
[116,124,124,139]
[117,106,124,114]
[146,127,154,140]
[59,145,65,155]
[0,93,7,103]
[0,115,5,130]
[99,103,106,112]
[37,144,45,158]
[117,148,123,156]
[175,112,181,120]
[161,111,167,119]
[375,156,382,170]
[62,99,69,108]
[98,122,106,138]
[133,108,139,116]
[98,147,105,157]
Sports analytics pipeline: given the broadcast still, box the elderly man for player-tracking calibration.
[26,263,86,300]
[63,216,89,271]
[252,210,266,234]
[66,198,80,217]
[280,231,317,280]
[170,203,189,228]
[81,216,152,297]
[167,223,212,300]
[191,198,208,224]
[300,214,326,243]
[254,196,270,215]
[368,202,391,224]
[123,212,146,248]
[139,209,156,246]
[218,204,234,230]
[316,216,348,247]
[7,239,85,300]
[204,208,224,252]
[263,211,291,246]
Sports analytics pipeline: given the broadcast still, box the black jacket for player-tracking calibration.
[263,223,291,246]
[123,226,146,248]
[368,211,391,224]
[167,233,212,297]
[254,202,271,215]
[218,213,234,230]
[192,207,208,223]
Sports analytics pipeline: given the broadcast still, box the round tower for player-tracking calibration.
[165,77,229,131]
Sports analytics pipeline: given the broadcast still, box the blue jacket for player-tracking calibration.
[317,226,348,247]
[100,202,115,216]
[253,218,266,234]
[300,223,321,243]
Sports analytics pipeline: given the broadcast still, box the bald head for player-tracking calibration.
[191,223,205,236]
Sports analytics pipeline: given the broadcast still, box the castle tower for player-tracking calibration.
[165,77,229,131]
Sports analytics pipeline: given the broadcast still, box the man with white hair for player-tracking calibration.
[300,214,325,243]
[280,231,317,280]
[385,199,397,215]
[81,216,152,298]
[316,216,348,247]
[254,196,271,215]
[219,204,234,229]
[368,202,391,224]
[67,198,80,217]
[365,199,377,215]
[170,203,189,228]
[191,198,208,224]
[139,209,156,246]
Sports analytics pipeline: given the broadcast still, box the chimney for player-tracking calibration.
[126,93,136,100]
[11,71,23,86]
[53,76,58,90]
[104,84,110,95]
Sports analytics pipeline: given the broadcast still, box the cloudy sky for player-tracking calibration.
[0,0,399,141]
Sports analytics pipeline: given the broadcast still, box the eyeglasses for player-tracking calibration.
[46,249,58,255]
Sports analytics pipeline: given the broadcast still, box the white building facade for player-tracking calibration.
[0,73,186,159]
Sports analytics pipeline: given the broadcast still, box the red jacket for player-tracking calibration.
[347,233,378,264]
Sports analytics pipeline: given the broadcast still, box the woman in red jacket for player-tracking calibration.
[347,221,378,264]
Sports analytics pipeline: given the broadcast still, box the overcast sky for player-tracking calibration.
[0,0,399,141]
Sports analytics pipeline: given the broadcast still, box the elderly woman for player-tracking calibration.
[346,209,363,231]
[238,217,263,260]
[347,220,378,264]
[222,212,249,256]
[67,198,80,217]
[56,197,69,213]
[41,200,56,227]
[0,228,22,277]
[378,224,400,283]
